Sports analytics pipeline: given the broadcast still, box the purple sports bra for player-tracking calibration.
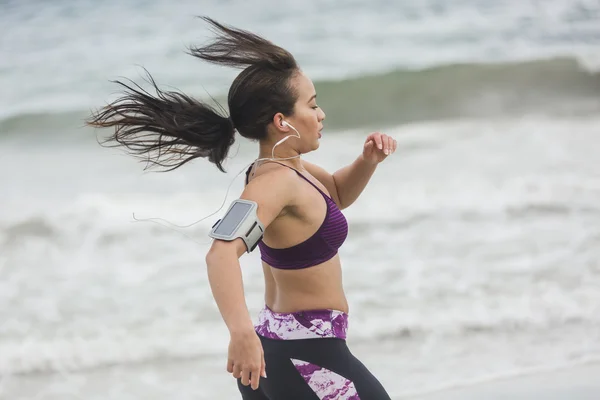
[245,162,348,270]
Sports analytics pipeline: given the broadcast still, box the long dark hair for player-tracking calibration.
[87,17,299,172]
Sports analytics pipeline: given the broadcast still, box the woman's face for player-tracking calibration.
[285,71,326,152]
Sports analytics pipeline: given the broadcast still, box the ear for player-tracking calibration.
[272,113,290,133]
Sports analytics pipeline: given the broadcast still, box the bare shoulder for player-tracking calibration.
[240,162,299,227]
[300,159,329,176]
[245,161,298,194]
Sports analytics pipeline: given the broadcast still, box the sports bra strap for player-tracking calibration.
[255,161,331,199]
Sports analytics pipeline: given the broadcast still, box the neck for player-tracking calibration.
[258,140,303,169]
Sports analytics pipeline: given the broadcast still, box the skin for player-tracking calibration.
[205,70,397,390]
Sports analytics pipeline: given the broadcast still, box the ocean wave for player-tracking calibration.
[2,196,596,248]
[0,325,227,376]
[315,56,600,130]
[1,57,599,136]
[363,315,595,343]
[2,308,597,376]
[2,218,56,244]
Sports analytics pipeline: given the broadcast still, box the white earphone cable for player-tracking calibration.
[131,123,302,245]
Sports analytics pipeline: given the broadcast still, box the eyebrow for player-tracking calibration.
[307,94,317,103]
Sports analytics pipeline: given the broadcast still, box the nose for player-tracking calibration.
[318,107,326,121]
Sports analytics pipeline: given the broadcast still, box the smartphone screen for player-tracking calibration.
[213,202,252,236]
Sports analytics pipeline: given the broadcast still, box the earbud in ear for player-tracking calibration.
[276,120,300,139]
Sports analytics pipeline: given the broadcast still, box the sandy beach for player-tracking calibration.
[406,363,600,400]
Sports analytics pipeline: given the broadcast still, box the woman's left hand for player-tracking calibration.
[362,132,397,165]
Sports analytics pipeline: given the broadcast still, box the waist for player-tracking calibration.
[254,305,349,340]
[263,260,348,314]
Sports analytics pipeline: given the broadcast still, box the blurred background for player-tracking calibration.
[1,0,599,399]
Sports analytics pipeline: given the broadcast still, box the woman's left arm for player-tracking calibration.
[303,132,397,209]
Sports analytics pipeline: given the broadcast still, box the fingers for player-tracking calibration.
[228,336,266,391]
[241,367,251,388]
[378,134,395,156]
[382,135,390,155]
[367,132,397,156]
[386,135,396,155]
[238,364,261,390]
[250,364,261,390]
[232,363,243,380]
[261,352,267,379]
[373,133,384,151]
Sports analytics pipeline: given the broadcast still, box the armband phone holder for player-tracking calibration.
[208,199,264,252]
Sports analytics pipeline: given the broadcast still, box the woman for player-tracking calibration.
[88,17,395,400]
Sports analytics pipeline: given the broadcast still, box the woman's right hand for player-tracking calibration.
[227,329,267,390]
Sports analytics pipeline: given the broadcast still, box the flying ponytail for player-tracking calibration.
[188,17,296,70]
[87,17,299,172]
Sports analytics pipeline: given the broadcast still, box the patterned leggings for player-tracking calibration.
[237,306,391,400]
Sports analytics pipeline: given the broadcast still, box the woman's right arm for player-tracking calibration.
[204,167,296,390]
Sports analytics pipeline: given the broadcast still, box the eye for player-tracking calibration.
[311,104,319,110]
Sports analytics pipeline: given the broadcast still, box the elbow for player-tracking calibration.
[205,247,227,270]
[205,248,217,268]
[331,175,345,209]
[336,192,350,210]
[205,243,225,270]
[205,239,244,269]
[340,196,355,210]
